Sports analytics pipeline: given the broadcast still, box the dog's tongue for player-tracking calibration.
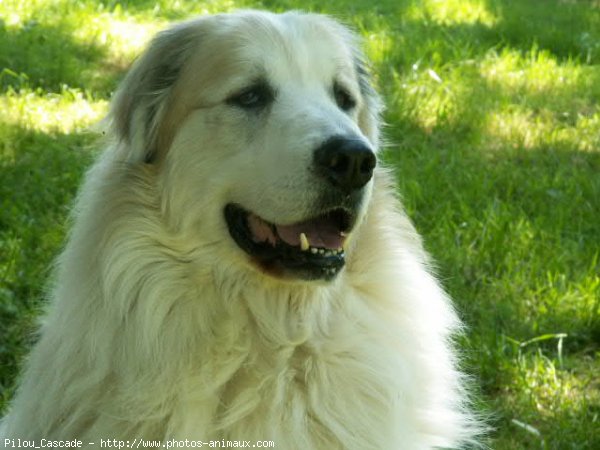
[247,213,345,250]
[275,217,344,250]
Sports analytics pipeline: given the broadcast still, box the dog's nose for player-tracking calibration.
[314,137,376,192]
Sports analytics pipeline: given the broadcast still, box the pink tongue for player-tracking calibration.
[275,218,344,250]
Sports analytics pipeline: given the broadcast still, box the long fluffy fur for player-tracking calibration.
[1,11,480,449]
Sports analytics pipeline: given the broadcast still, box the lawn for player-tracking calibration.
[1,0,599,448]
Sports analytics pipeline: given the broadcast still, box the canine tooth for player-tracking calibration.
[300,233,309,251]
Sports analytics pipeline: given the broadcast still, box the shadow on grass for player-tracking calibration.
[0,124,96,289]
[381,60,600,334]
[385,0,600,65]
[0,20,124,95]
[0,124,97,406]
[493,400,600,449]
[315,0,600,76]
[382,107,599,445]
[373,16,599,83]
[486,0,600,64]
[1,0,598,96]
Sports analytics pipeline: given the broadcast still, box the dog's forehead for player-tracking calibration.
[248,14,353,67]
[208,12,357,85]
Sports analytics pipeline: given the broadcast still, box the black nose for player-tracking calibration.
[314,136,376,192]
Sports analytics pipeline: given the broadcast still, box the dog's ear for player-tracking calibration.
[109,20,204,164]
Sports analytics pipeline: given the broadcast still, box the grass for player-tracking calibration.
[1,0,599,447]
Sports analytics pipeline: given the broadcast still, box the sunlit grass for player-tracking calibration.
[480,48,583,93]
[408,0,499,27]
[0,87,106,136]
[484,108,600,152]
[1,0,599,448]
[363,30,394,66]
[72,14,164,64]
[498,346,600,447]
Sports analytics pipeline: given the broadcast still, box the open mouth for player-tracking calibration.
[224,204,356,280]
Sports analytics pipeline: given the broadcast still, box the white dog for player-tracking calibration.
[1,11,480,449]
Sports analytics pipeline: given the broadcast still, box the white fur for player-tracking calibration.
[1,11,480,449]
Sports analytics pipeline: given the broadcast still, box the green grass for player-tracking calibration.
[1,0,599,447]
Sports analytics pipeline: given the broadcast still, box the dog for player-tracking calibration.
[1,10,480,449]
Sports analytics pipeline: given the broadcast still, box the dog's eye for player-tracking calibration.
[333,83,357,112]
[227,83,274,109]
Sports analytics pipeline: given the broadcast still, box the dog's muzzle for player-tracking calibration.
[225,136,376,281]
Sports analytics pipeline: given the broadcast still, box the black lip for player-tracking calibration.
[224,204,354,281]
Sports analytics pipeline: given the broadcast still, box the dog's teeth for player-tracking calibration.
[340,231,348,237]
[300,233,309,251]
[310,247,318,254]
[318,249,325,255]
[337,247,343,253]
[324,250,332,257]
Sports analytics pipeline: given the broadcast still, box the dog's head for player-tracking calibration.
[109,11,382,281]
